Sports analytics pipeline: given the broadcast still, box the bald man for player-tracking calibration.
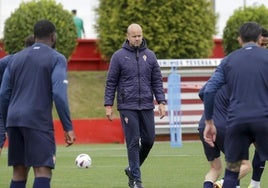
[104,23,166,188]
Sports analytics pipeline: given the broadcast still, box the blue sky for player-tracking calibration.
[0,0,267,39]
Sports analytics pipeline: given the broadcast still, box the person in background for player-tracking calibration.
[72,9,85,38]
[202,21,268,188]
[0,20,76,188]
[0,34,35,155]
[104,23,166,188]
[259,27,268,48]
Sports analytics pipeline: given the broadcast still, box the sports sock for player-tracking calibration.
[252,150,265,181]
[203,181,213,188]
[33,177,51,188]
[236,179,240,186]
[10,180,27,188]
[222,169,239,188]
[249,179,260,188]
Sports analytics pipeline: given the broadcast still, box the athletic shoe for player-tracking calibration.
[124,167,134,187]
[214,179,223,188]
[132,180,144,188]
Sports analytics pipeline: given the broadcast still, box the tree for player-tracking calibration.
[3,0,77,59]
[95,0,217,60]
[223,5,268,55]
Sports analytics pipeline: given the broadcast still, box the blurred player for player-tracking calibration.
[247,27,268,188]
[199,85,251,188]
[203,21,268,188]
[0,34,35,155]
[0,20,76,188]
[201,25,268,188]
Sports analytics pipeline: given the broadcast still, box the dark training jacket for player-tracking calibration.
[104,39,165,110]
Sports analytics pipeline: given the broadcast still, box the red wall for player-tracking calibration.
[67,39,225,70]
[3,119,124,146]
[210,38,225,58]
[54,119,124,144]
[68,39,109,71]
[0,39,225,70]
[0,42,7,57]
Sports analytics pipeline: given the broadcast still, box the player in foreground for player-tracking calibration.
[0,34,35,155]
[199,85,251,188]
[0,20,76,188]
[104,23,166,188]
[200,25,268,188]
[246,27,268,188]
[202,21,268,188]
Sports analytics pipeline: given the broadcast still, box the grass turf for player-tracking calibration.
[52,71,120,120]
[0,141,266,188]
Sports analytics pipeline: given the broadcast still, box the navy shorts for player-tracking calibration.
[199,127,225,161]
[224,122,268,162]
[7,127,56,168]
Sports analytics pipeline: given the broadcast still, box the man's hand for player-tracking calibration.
[105,106,113,121]
[204,119,217,147]
[158,103,166,119]
[65,130,76,147]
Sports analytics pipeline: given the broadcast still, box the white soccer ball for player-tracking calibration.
[75,153,92,168]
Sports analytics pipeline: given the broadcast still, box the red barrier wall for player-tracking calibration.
[0,42,7,57]
[68,39,109,71]
[3,118,124,146]
[210,38,225,58]
[0,39,225,70]
[54,118,124,144]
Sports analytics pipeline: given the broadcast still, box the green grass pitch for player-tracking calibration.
[0,141,267,187]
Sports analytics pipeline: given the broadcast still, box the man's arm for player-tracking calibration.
[0,66,12,129]
[203,61,226,120]
[52,56,75,146]
[104,54,120,121]
[202,59,227,147]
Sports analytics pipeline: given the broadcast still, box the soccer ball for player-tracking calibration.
[75,154,92,168]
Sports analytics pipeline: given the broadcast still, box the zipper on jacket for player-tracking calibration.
[136,47,141,108]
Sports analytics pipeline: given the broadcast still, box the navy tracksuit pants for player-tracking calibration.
[119,109,155,181]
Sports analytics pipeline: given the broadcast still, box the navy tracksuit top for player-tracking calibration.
[0,43,73,132]
[199,85,229,130]
[204,43,268,126]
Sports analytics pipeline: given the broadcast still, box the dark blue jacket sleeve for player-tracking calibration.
[0,55,12,148]
[151,54,166,104]
[0,66,12,147]
[0,67,12,127]
[52,56,73,131]
[203,60,226,120]
[198,83,207,101]
[104,53,120,106]
[0,55,12,85]
[0,114,6,148]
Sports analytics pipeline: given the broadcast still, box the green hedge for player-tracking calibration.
[3,0,77,59]
[223,5,268,54]
[95,0,217,60]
